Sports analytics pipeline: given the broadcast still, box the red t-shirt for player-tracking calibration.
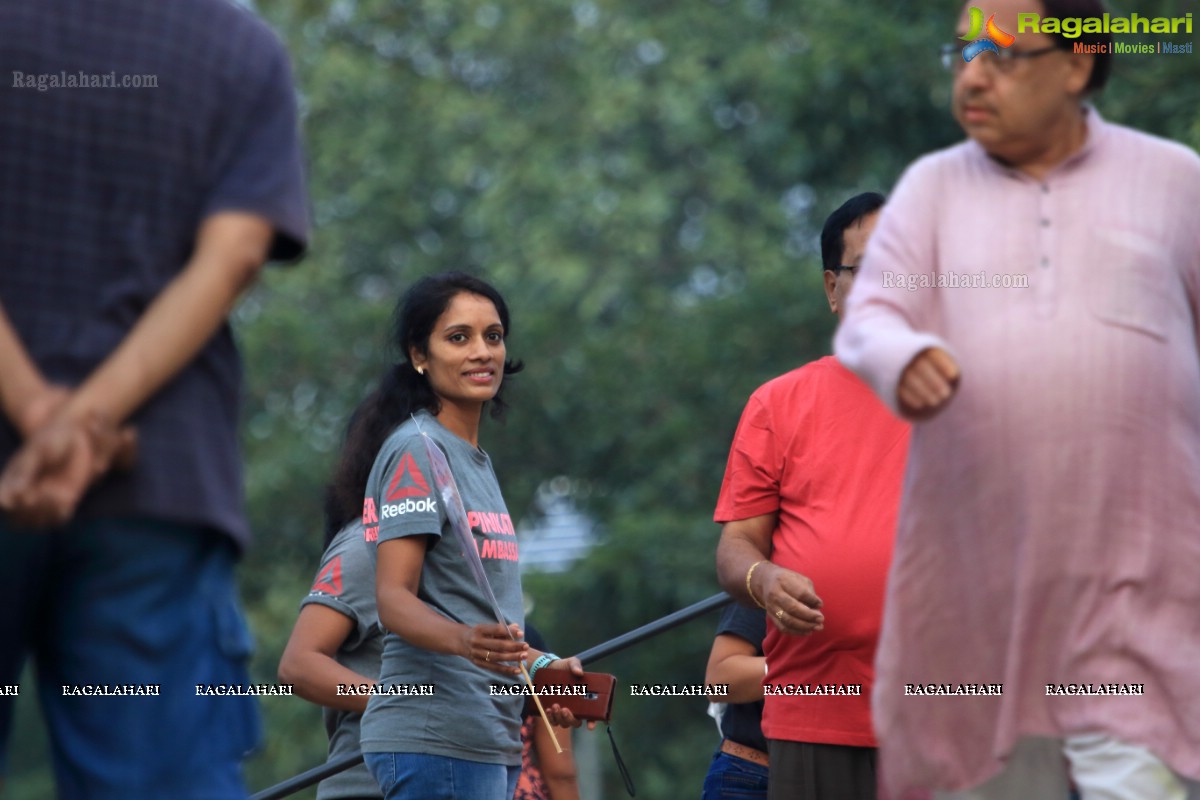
[715,356,908,746]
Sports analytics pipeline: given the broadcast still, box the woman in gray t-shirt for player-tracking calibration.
[280,515,384,800]
[319,272,584,800]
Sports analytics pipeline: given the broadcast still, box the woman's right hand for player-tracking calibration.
[461,622,527,677]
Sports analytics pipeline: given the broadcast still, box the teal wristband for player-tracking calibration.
[529,653,559,681]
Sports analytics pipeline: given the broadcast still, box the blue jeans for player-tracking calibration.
[0,517,259,798]
[702,750,769,800]
[364,752,520,800]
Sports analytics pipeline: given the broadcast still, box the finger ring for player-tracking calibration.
[485,651,491,662]
[775,609,784,620]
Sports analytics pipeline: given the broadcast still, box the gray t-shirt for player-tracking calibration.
[359,410,525,766]
[299,521,384,799]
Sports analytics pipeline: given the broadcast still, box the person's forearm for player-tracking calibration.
[707,653,766,704]
[0,304,50,434]
[278,651,372,713]
[546,774,581,800]
[377,584,471,658]
[537,722,580,800]
[716,535,772,606]
[63,213,268,426]
[526,647,558,665]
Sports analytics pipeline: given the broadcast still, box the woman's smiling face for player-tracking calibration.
[411,291,506,412]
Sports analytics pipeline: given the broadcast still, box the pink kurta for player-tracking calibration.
[834,110,1200,797]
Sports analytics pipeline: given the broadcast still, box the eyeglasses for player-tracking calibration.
[828,265,859,276]
[939,43,1059,74]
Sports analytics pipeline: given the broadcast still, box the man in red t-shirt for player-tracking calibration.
[715,192,907,799]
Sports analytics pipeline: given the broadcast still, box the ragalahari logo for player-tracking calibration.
[960,7,1017,62]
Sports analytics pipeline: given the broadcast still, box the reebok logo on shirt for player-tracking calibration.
[385,453,431,500]
[311,556,343,595]
[381,498,438,518]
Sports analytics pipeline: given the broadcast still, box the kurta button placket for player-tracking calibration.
[1034,182,1057,317]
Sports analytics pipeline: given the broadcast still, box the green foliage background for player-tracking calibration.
[5,1,1197,797]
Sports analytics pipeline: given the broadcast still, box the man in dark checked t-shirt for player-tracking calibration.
[0,1,308,797]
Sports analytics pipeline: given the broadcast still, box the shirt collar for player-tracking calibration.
[971,103,1106,181]
[1059,103,1104,171]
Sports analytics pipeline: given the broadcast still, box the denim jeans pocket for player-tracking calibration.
[364,752,398,794]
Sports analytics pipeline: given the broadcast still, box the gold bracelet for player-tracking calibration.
[745,560,768,609]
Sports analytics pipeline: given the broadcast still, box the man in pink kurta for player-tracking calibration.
[834,0,1200,798]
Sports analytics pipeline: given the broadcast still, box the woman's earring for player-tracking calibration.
[416,366,425,376]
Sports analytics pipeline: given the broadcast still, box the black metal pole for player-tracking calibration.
[249,751,363,800]
[573,591,732,665]
[250,590,733,799]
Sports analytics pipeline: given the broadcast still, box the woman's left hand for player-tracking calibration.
[540,657,597,730]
